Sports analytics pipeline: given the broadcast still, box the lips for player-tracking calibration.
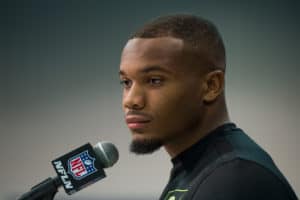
[125,115,152,129]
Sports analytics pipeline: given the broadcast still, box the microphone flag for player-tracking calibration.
[51,143,106,194]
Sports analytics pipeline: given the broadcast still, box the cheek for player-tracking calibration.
[150,85,202,123]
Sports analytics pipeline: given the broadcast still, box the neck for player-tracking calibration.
[164,98,230,158]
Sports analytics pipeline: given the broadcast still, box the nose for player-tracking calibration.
[123,83,146,110]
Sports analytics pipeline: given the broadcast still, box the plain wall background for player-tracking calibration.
[2,0,299,199]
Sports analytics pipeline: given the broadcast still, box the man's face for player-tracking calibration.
[119,37,205,154]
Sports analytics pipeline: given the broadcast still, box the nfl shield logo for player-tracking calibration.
[68,150,97,180]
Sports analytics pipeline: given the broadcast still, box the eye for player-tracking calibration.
[148,77,163,86]
[120,79,132,88]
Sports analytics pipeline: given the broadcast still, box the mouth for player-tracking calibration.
[125,115,152,130]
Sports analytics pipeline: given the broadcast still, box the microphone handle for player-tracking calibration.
[18,177,62,200]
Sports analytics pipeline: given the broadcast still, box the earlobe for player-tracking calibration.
[203,70,224,103]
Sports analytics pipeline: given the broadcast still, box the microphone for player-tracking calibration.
[18,141,119,200]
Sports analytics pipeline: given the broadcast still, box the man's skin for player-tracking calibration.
[119,37,230,158]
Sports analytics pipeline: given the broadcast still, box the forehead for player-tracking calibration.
[120,37,185,74]
[122,37,184,58]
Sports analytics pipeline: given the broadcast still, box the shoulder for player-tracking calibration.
[187,158,297,200]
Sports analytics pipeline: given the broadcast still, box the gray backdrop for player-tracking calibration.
[2,0,299,199]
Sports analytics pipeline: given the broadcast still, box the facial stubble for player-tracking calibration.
[130,137,163,154]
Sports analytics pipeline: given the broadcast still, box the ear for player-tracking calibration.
[202,70,225,103]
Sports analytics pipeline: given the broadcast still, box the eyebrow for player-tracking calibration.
[119,65,173,76]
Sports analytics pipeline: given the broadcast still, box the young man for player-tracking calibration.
[119,14,297,200]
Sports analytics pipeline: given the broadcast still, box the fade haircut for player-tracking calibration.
[130,14,226,71]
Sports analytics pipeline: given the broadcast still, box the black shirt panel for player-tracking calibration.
[189,159,295,199]
[159,123,298,200]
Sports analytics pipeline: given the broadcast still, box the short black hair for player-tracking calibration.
[131,14,226,71]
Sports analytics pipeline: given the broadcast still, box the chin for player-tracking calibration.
[131,132,147,141]
[130,136,163,154]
